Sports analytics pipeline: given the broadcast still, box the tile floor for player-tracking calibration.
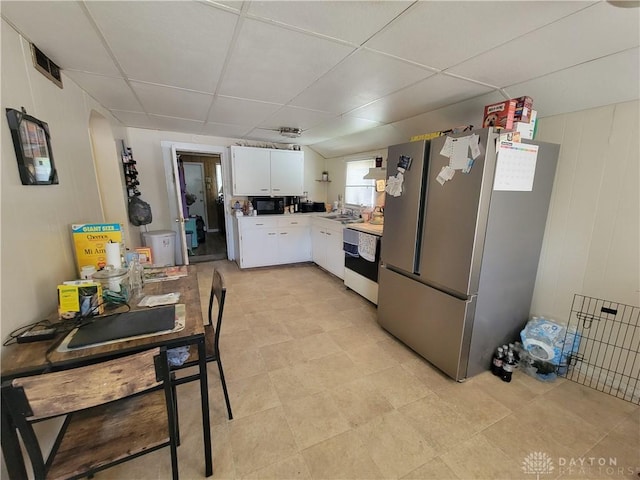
[99,261,639,479]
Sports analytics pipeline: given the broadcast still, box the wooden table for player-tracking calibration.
[1,267,213,478]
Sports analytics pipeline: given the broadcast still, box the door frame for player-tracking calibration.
[161,141,232,265]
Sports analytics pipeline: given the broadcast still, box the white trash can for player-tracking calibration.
[141,230,176,267]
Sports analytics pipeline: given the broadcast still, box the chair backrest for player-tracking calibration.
[208,268,226,345]
[6,348,164,420]
[2,348,173,479]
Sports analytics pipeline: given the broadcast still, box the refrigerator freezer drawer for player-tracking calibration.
[377,266,476,381]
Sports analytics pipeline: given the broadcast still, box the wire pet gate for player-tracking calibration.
[560,294,640,404]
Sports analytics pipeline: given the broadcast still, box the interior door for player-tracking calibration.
[170,145,189,265]
[183,162,208,227]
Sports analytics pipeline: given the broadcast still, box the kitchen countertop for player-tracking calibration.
[345,222,383,236]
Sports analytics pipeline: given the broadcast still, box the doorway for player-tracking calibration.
[177,152,227,263]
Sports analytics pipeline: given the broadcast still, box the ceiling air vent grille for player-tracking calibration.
[31,44,63,89]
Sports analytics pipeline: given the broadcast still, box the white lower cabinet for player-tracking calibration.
[236,216,311,269]
[311,219,344,279]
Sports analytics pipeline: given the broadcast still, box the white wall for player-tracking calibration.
[1,20,125,338]
[532,100,640,320]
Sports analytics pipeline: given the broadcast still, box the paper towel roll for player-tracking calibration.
[105,242,122,268]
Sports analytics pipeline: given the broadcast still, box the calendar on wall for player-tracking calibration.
[493,141,539,191]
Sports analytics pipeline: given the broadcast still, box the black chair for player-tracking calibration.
[171,268,232,420]
[1,347,179,480]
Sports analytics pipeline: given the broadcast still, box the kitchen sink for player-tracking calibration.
[324,215,363,224]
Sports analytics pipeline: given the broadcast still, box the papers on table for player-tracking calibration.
[137,293,181,308]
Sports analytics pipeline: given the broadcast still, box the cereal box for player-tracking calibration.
[483,100,516,130]
[513,96,534,123]
[71,223,123,274]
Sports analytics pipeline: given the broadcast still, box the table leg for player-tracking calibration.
[1,395,28,479]
[198,339,213,477]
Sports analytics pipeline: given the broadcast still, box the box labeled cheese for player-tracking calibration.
[71,223,122,274]
[58,281,103,319]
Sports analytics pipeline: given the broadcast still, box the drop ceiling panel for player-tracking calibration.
[259,106,334,131]
[290,49,434,114]
[505,48,640,118]
[301,116,382,144]
[347,73,493,124]
[131,82,213,120]
[110,110,155,129]
[208,96,282,125]
[63,71,143,111]
[247,1,412,45]
[448,2,640,88]
[85,1,237,92]
[0,1,119,75]
[219,18,355,104]
[201,122,253,139]
[365,1,593,70]
[148,115,205,134]
[312,124,403,159]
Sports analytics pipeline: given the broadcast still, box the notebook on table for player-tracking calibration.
[67,305,176,349]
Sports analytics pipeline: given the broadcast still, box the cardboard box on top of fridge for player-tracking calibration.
[482,99,516,130]
[514,110,538,140]
[513,96,534,123]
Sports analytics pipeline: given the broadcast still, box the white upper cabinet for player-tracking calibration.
[231,146,271,195]
[270,149,304,196]
[231,146,304,196]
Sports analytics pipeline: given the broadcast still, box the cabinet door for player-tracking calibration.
[239,227,278,268]
[311,225,326,267]
[232,146,270,195]
[270,150,304,196]
[324,226,345,279]
[279,227,311,264]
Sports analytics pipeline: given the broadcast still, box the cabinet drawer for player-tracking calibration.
[239,217,279,229]
[278,216,310,227]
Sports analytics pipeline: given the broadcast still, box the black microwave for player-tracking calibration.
[252,197,285,215]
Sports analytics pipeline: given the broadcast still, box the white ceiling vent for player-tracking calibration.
[31,44,63,89]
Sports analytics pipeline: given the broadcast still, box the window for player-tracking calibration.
[345,159,375,207]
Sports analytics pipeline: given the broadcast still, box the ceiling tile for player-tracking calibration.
[448,2,640,87]
[0,1,119,75]
[505,48,640,119]
[110,110,155,129]
[201,122,253,139]
[131,82,213,120]
[85,1,238,92]
[218,18,355,103]
[290,49,434,113]
[148,115,205,134]
[346,73,494,124]
[259,106,334,131]
[301,116,382,144]
[312,124,404,158]
[63,71,142,111]
[366,1,593,70]
[247,1,412,45]
[208,96,282,125]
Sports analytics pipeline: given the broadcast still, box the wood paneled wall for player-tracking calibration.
[532,100,639,321]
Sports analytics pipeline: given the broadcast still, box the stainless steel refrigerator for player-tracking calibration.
[377,128,559,381]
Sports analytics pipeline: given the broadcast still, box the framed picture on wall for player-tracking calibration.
[5,107,58,185]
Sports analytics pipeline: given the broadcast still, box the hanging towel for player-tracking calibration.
[343,228,360,257]
[358,232,377,262]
